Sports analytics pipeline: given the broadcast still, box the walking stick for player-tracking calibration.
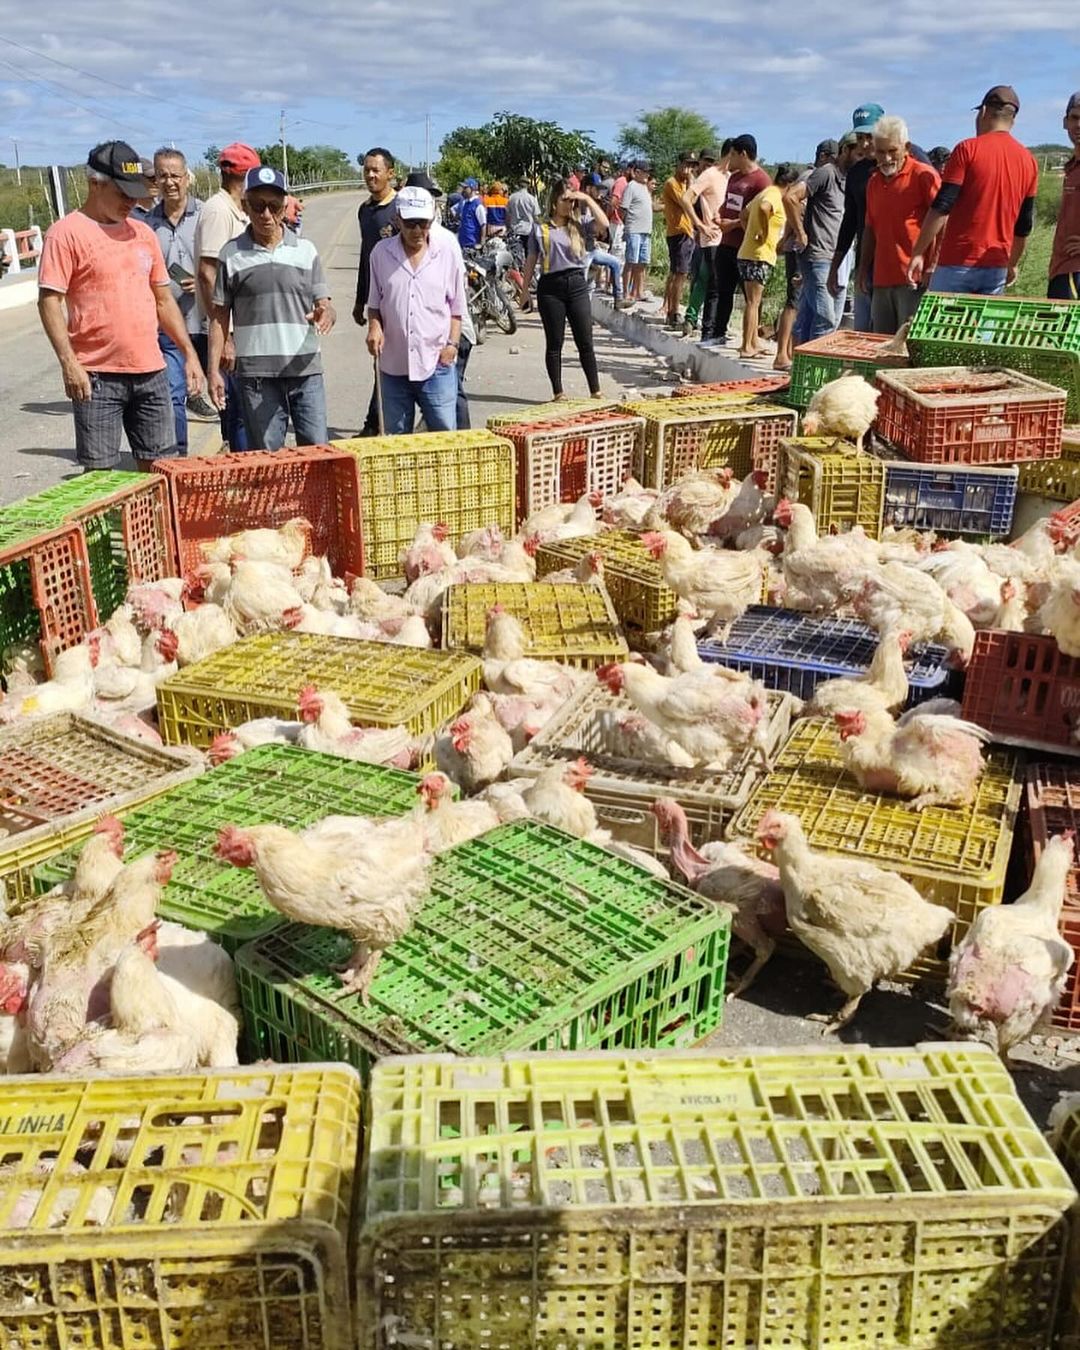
[373,352,385,435]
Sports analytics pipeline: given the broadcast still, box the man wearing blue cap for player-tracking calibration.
[453,180,487,251]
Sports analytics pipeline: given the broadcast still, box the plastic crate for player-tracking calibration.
[331,431,515,579]
[0,471,176,622]
[883,462,1017,538]
[906,292,1080,421]
[787,329,910,410]
[671,374,791,398]
[778,436,885,536]
[0,1064,358,1350]
[0,520,98,678]
[1023,762,1080,1032]
[875,366,1067,465]
[153,446,364,577]
[155,631,481,748]
[624,399,798,489]
[35,744,428,951]
[699,605,957,707]
[357,1042,1075,1350]
[961,629,1080,755]
[1017,456,1080,503]
[501,410,645,525]
[534,530,678,638]
[509,683,792,855]
[440,581,628,668]
[728,717,1021,979]
[237,820,731,1077]
[487,398,620,430]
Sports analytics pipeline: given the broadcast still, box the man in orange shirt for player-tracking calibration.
[857,115,940,333]
[38,141,202,471]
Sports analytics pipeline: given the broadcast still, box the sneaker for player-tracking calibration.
[615,298,635,310]
[697,338,721,348]
[186,392,219,421]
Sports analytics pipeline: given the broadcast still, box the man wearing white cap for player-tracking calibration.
[366,185,465,434]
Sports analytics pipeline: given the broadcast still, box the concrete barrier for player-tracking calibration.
[591,295,761,383]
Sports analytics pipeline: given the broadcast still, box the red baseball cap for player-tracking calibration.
[218,142,260,172]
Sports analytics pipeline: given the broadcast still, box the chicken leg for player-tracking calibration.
[335,944,382,1004]
[807,993,864,1034]
[725,936,776,1002]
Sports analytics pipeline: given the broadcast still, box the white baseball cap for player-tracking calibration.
[396,186,435,220]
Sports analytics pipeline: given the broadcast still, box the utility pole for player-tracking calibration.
[279,109,289,188]
[424,114,431,170]
[12,140,20,186]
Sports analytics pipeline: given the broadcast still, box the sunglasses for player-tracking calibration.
[400,218,429,228]
[248,200,284,215]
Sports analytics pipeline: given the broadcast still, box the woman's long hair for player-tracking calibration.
[544,178,586,259]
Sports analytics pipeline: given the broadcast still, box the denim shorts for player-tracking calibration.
[929,264,1007,296]
[625,231,652,265]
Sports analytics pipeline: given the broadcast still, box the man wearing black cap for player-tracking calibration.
[37,141,203,472]
[908,86,1038,296]
[1049,92,1080,299]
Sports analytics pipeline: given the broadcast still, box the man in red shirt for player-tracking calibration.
[908,85,1038,296]
[857,115,940,333]
[1049,91,1080,299]
[702,134,770,348]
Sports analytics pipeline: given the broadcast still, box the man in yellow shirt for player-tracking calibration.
[661,152,699,327]
[736,164,800,359]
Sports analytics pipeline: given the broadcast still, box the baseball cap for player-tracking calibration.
[976,85,1020,112]
[588,172,603,185]
[405,170,443,199]
[218,142,260,173]
[463,177,478,189]
[815,138,839,158]
[244,165,287,194]
[396,185,435,220]
[839,131,860,151]
[87,141,154,198]
[852,103,886,133]
[1067,92,1080,116]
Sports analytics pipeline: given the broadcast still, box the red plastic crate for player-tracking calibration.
[875,367,1067,465]
[153,447,363,577]
[0,523,97,677]
[1023,762,1080,1031]
[962,630,1080,754]
[672,375,791,398]
[501,410,645,525]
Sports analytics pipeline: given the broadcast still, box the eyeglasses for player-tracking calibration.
[399,218,429,229]
[248,200,284,215]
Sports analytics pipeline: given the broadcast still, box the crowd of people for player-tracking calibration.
[31,83,1080,467]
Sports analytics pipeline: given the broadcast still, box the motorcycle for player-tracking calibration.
[465,240,518,338]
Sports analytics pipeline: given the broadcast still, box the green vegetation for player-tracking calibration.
[435,113,599,188]
[618,108,719,180]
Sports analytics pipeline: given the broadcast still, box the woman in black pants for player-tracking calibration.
[518,179,609,400]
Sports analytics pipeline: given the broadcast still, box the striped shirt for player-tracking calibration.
[214,226,330,377]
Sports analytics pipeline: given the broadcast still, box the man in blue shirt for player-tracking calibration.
[454,179,487,251]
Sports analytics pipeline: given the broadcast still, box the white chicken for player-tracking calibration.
[222,560,304,634]
[295,685,415,767]
[2,643,97,721]
[601,477,658,530]
[521,758,598,838]
[434,700,514,792]
[92,630,177,713]
[166,604,238,667]
[648,468,738,538]
[916,547,1003,628]
[853,560,975,666]
[773,499,879,613]
[801,375,879,449]
[995,579,1029,632]
[201,516,311,569]
[207,716,302,764]
[1035,557,1080,657]
[94,605,142,668]
[348,575,415,626]
[415,772,501,850]
[482,606,582,702]
[806,628,911,717]
[642,530,766,638]
[457,524,505,562]
[126,577,185,632]
[522,490,603,543]
[706,469,774,543]
[541,550,606,587]
[383,613,434,648]
[497,534,539,580]
[834,704,989,810]
[401,523,458,583]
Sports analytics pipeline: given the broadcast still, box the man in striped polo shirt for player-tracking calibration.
[207,165,335,449]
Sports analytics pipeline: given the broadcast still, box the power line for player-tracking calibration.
[0,59,153,135]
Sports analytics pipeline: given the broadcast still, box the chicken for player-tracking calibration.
[401,523,458,583]
[434,701,514,793]
[472,688,559,753]
[641,530,766,638]
[126,577,185,632]
[92,630,176,712]
[2,643,97,720]
[292,602,376,639]
[659,613,753,689]
[947,832,1075,1060]
[185,561,233,609]
[295,685,414,767]
[773,499,879,613]
[497,534,539,580]
[164,603,239,667]
[597,661,771,770]
[834,704,989,810]
[0,961,31,1072]
[601,477,658,530]
[707,470,774,543]
[594,707,695,768]
[916,547,1003,627]
[2,639,45,695]
[201,516,311,569]
[482,606,582,701]
[94,605,142,668]
[853,560,975,666]
[478,777,536,823]
[1035,557,1080,657]
[802,375,879,449]
[756,809,953,1030]
[806,629,911,717]
[648,468,738,538]
[995,578,1028,632]
[383,613,434,648]
[222,560,305,634]
[652,798,785,998]
[293,555,347,614]
[216,813,433,1002]
[415,772,501,850]
[542,550,606,587]
[520,758,598,838]
[457,524,505,562]
[522,490,602,543]
[207,716,302,765]
[348,575,414,626]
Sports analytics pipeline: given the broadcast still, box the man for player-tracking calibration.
[705,135,770,349]
[858,116,940,334]
[661,153,698,327]
[483,181,508,238]
[908,86,1038,295]
[583,175,627,306]
[507,176,541,268]
[142,147,209,456]
[795,132,862,343]
[194,140,260,448]
[684,141,731,338]
[352,147,399,435]
[815,139,839,169]
[208,165,335,450]
[620,162,653,304]
[608,161,629,253]
[1049,92,1080,299]
[366,185,465,435]
[38,141,202,472]
[454,179,486,251]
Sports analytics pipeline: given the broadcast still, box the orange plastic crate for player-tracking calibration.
[1024,762,1080,1032]
[0,522,97,677]
[672,375,791,398]
[501,410,645,525]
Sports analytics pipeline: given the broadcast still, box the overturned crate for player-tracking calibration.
[1024,761,1080,1033]
[777,435,885,536]
[488,399,620,430]
[624,398,798,490]
[787,329,910,410]
[0,520,97,677]
[672,374,791,398]
[961,629,1080,755]
[534,530,678,641]
[0,1064,359,1350]
[502,410,645,525]
[441,581,628,668]
[358,1042,1075,1350]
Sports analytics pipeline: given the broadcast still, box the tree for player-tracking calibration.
[435,112,597,187]
[432,149,486,195]
[256,143,354,183]
[618,107,719,179]
[203,146,220,170]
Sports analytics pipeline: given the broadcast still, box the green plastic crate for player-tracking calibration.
[787,330,910,410]
[34,744,427,952]
[235,821,731,1079]
[357,1042,1076,1350]
[907,292,1080,421]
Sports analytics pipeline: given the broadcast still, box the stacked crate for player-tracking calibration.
[534,529,678,643]
[1024,762,1080,1033]
[671,373,791,398]
[0,518,97,677]
[961,630,1080,756]
[777,435,885,536]
[441,581,628,667]
[787,329,909,409]
[624,398,797,489]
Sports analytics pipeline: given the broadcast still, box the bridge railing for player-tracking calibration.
[0,226,43,273]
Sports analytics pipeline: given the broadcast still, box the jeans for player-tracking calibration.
[192,333,248,450]
[625,232,652,265]
[379,362,458,435]
[536,269,600,397]
[585,248,622,298]
[236,373,328,450]
[72,370,177,469]
[854,287,873,332]
[930,264,1008,296]
[705,245,740,342]
[157,332,189,455]
[795,257,842,343]
[456,335,473,430]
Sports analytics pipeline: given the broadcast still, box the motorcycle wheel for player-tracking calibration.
[472,304,487,345]
[489,279,518,335]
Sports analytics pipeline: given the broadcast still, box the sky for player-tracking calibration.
[2,0,1077,173]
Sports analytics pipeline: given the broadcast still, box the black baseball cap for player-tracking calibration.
[816,138,839,159]
[405,170,443,199]
[87,141,154,197]
[1066,92,1080,116]
[975,85,1020,112]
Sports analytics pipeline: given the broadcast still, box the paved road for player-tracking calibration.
[0,191,669,504]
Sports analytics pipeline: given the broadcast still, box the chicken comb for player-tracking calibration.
[94,814,124,838]
[297,683,320,703]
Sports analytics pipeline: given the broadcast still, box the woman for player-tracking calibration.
[519,179,609,401]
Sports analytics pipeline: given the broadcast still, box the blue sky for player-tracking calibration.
[2,0,1077,172]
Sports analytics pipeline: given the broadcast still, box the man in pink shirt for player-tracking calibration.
[366,185,465,434]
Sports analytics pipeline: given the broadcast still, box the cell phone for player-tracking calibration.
[168,261,193,284]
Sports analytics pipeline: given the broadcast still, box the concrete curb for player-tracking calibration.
[590,297,763,383]
[0,274,37,312]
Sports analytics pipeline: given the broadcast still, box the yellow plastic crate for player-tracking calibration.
[624,398,798,488]
[0,1064,359,1350]
[1053,1100,1080,1349]
[487,398,620,430]
[441,581,628,668]
[727,717,1021,980]
[358,1043,1075,1350]
[1018,456,1080,502]
[0,712,202,904]
[510,684,792,855]
[778,435,885,536]
[534,529,678,638]
[155,632,481,747]
[330,430,515,579]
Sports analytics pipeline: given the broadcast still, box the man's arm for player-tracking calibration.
[907,208,949,286]
[207,303,231,410]
[829,174,860,294]
[307,252,336,334]
[37,291,91,402]
[1008,195,1037,286]
[154,287,202,396]
[197,257,235,372]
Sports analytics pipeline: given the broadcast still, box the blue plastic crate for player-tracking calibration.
[698,606,959,706]
[882,463,1017,539]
